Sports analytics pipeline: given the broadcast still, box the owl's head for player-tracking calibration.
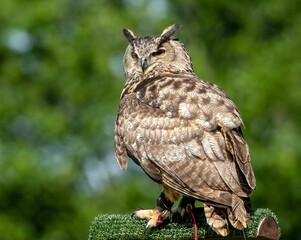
[122,24,194,80]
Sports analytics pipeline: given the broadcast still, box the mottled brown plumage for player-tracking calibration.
[114,24,256,236]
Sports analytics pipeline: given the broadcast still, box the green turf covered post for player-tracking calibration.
[88,208,280,240]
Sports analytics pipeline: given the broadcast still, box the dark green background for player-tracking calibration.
[1,0,300,239]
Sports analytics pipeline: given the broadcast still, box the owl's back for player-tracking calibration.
[115,72,256,209]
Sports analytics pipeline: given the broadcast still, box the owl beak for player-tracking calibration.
[140,57,148,72]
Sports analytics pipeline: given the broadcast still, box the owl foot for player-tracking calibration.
[133,208,171,228]
[204,204,229,237]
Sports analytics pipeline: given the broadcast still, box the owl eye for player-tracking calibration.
[151,49,166,57]
[131,52,138,59]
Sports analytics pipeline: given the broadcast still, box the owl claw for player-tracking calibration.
[133,208,170,228]
[131,207,144,218]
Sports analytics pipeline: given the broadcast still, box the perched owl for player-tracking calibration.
[114,24,256,236]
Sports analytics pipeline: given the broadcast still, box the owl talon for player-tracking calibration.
[131,207,144,218]
[133,208,170,228]
[133,209,154,221]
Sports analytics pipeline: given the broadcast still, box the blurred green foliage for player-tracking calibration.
[0,0,300,239]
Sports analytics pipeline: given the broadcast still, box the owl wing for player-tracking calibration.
[115,73,256,208]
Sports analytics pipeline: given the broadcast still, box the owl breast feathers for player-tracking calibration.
[114,24,256,236]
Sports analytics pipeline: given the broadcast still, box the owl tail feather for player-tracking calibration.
[228,195,250,230]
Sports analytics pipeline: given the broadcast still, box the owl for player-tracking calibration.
[114,24,256,236]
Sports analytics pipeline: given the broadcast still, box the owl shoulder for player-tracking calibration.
[135,73,243,130]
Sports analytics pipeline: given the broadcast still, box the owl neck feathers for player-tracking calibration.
[121,75,141,98]
[121,69,195,99]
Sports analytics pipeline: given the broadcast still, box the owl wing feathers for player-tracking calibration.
[114,73,255,208]
[223,128,256,190]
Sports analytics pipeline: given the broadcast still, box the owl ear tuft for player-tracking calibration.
[160,24,181,43]
[123,28,136,43]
